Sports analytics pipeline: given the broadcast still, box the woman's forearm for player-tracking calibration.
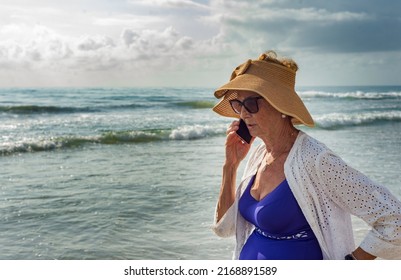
[352,247,377,260]
[216,163,239,223]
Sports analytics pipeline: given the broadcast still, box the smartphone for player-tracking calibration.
[236,119,252,144]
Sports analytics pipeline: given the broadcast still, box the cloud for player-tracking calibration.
[76,36,115,51]
[121,29,140,46]
[1,0,401,86]
[0,23,210,73]
[92,14,163,27]
[208,6,370,23]
[0,24,73,67]
[206,0,401,54]
[0,0,224,86]
[129,0,209,10]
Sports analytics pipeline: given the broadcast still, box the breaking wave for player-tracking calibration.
[299,90,401,100]
[0,124,227,156]
[315,111,401,129]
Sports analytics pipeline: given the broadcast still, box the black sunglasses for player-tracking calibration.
[229,96,264,114]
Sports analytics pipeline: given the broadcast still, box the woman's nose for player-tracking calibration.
[240,106,250,119]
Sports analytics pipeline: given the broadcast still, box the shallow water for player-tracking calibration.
[1,86,400,259]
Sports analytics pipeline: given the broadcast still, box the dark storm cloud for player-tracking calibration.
[292,18,401,53]
[216,0,401,53]
[287,0,401,53]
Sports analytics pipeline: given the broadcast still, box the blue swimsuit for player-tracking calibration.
[238,175,323,260]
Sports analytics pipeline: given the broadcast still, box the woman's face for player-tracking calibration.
[235,90,284,139]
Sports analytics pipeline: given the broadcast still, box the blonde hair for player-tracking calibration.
[258,50,299,72]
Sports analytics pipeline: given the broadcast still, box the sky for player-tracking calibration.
[0,0,400,87]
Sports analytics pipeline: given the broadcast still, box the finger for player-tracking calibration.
[226,130,238,140]
[227,132,248,147]
[226,132,241,146]
[226,124,239,135]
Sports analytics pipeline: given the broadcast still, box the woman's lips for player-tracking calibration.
[246,123,256,129]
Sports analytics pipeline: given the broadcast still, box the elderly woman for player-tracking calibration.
[212,51,401,260]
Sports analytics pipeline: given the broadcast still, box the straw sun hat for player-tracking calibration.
[212,52,315,127]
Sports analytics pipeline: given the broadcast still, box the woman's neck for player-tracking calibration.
[260,124,298,156]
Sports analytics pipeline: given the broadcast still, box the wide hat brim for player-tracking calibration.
[213,59,314,127]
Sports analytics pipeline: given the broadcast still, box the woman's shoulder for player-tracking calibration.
[289,131,337,168]
[295,131,332,155]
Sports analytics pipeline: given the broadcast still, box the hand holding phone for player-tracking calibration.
[236,119,252,144]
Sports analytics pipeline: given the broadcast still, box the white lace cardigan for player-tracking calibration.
[212,131,401,259]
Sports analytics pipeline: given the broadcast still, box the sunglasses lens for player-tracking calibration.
[244,99,258,113]
[229,98,260,114]
[229,100,242,114]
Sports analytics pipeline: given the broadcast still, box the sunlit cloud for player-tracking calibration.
[92,15,164,27]
[0,0,400,87]
[128,0,210,10]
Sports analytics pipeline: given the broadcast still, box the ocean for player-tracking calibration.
[0,86,400,259]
